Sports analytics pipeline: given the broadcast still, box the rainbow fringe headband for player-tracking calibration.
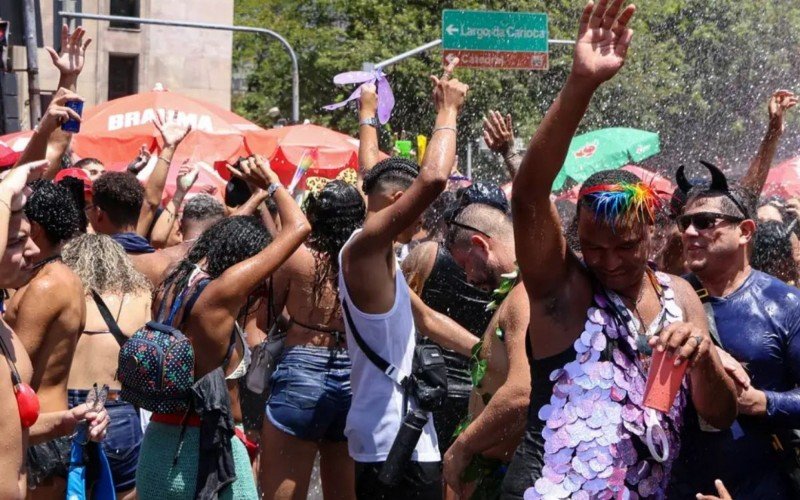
[578,182,662,225]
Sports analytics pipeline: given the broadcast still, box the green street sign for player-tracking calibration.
[442,10,548,53]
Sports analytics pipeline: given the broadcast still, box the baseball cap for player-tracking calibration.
[54,168,92,195]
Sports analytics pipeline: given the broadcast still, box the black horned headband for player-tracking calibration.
[675,160,751,219]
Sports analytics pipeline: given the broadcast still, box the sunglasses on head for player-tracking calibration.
[447,220,492,239]
[677,212,744,232]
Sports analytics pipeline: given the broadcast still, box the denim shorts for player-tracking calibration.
[68,389,143,493]
[266,346,352,442]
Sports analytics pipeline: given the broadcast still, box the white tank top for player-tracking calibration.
[338,229,440,463]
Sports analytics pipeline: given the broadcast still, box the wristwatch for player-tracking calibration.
[359,117,379,128]
[266,183,280,197]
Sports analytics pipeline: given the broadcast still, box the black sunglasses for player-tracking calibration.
[677,212,744,232]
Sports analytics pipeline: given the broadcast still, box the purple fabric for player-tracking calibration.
[322,70,395,124]
[525,272,688,499]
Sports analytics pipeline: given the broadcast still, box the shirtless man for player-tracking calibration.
[86,115,191,286]
[0,162,46,499]
[503,2,737,498]
[439,201,529,499]
[4,180,87,498]
[87,171,172,285]
[158,193,225,270]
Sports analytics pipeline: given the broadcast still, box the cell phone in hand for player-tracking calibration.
[61,100,83,133]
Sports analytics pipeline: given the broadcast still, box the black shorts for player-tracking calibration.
[356,460,442,500]
[26,435,72,488]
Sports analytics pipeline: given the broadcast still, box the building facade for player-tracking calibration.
[9,0,233,130]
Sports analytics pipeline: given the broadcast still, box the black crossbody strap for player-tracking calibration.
[342,300,408,386]
[684,273,723,348]
[90,290,129,347]
[685,273,710,303]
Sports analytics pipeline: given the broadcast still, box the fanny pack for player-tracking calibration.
[240,278,286,432]
[342,300,447,413]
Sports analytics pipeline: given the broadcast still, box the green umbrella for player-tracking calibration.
[551,127,661,191]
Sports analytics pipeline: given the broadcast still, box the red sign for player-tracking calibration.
[443,50,548,70]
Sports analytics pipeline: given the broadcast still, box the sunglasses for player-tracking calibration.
[447,220,492,239]
[677,212,744,232]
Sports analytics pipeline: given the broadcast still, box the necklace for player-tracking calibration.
[31,254,61,271]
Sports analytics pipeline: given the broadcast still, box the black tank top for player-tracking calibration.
[419,244,493,393]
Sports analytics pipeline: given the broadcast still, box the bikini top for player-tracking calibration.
[84,294,125,335]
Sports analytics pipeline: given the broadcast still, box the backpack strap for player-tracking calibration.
[90,290,129,348]
[341,300,408,387]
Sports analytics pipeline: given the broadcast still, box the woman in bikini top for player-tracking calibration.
[259,180,365,499]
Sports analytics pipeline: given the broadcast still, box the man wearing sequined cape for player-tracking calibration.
[501,1,738,498]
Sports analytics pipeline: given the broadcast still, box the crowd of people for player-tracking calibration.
[1,1,799,499]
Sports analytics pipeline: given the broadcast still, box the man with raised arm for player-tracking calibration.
[438,189,530,499]
[339,60,479,499]
[502,2,737,498]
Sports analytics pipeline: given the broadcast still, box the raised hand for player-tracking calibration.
[768,89,797,134]
[38,88,83,135]
[359,82,378,117]
[0,160,48,210]
[127,144,152,174]
[228,155,280,191]
[431,58,468,112]
[154,111,192,149]
[176,161,200,194]
[483,110,515,155]
[45,25,92,77]
[572,0,636,85]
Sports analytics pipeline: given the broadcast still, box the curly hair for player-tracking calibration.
[92,172,144,227]
[25,180,81,245]
[303,180,365,301]
[362,157,419,195]
[62,233,151,295]
[159,216,271,313]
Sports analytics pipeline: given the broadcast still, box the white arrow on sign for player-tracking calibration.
[446,24,459,36]
[445,53,458,64]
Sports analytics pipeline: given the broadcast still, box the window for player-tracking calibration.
[109,0,140,29]
[108,55,138,100]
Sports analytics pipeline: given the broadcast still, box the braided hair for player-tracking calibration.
[303,180,366,302]
[362,157,420,195]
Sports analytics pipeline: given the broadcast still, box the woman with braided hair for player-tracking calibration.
[259,179,365,500]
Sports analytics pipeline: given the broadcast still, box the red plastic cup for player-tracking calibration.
[643,350,688,412]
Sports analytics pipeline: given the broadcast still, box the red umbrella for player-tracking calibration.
[556,165,675,203]
[0,131,34,168]
[247,124,388,189]
[764,157,800,198]
[71,89,266,170]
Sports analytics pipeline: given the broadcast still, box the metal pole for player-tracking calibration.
[23,0,42,126]
[374,39,443,71]
[466,141,473,179]
[59,11,301,122]
[369,37,574,72]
